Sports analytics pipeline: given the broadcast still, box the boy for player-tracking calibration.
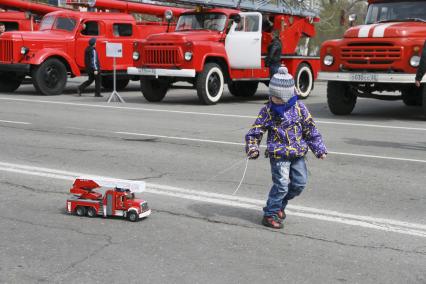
[245,67,327,229]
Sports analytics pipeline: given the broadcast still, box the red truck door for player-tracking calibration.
[102,22,135,71]
[75,20,106,71]
[225,12,262,69]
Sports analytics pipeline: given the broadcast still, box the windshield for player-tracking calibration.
[176,13,227,32]
[366,1,426,24]
[39,15,77,32]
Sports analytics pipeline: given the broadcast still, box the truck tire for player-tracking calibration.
[140,77,169,102]
[32,58,67,96]
[327,81,357,115]
[196,63,224,105]
[102,76,129,91]
[127,211,138,222]
[295,63,314,99]
[0,72,24,92]
[402,86,422,106]
[87,207,97,218]
[75,206,86,217]
[228,81,258,97]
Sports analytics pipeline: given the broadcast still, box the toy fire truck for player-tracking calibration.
[67,177,151,222]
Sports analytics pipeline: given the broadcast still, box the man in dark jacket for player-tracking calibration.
[78,37,102,97]
[265,30,282,78]
[415,40,426,87]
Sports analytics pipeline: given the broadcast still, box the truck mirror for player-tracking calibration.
[348,14,357,24]
[230,14,241,24]
[164,10,174,22]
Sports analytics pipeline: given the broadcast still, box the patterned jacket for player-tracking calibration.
[245,101,327,160]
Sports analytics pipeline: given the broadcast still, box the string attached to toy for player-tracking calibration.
[232,157,249,196]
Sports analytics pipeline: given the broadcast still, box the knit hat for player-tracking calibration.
[89,37,97,46]
[269,66,295,102]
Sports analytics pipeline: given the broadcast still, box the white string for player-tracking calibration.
[204,157,247,184]
[232,157,249,196]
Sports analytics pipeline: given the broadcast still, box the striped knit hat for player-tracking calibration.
[269,66,295,102]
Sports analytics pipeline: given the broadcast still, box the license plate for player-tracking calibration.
[351,73,378,82]
[141,68,156,75]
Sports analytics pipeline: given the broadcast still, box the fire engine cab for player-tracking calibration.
[67,177,151,222]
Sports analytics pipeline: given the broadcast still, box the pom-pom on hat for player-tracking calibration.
[269,66,296,102]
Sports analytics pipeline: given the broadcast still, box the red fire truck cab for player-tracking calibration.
[129,2,320,105]
[67,177,151,222]
[319,0,426,117]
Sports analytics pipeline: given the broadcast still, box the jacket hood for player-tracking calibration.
[146,30,222,43]
[344,22,426,38]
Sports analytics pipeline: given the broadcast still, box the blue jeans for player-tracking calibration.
[263,157,308,217]
[269,64,281,78]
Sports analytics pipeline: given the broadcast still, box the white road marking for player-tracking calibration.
[0,97,425,132]
[116,131,426,163]
[0,161,425,238]
[0,119,31,125]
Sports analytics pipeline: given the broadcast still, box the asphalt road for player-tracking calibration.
[0,79,425,283]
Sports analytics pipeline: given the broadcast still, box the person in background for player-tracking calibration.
[265,29,282,78]
[0,23,6,35]
[415,40,426,87]
[78,38,102,97]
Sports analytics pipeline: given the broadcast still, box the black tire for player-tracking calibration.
[327,81,357,115]
[101,76,129,91]
[127,211,138,222]
[32,58,67,96]
[228,81,259,97]
[196,63,225,105]
[401,86,422,106]
[87,207,97,218]
[140,77,169,102]
[0,72,24,92]
[295,63,314,99]
[75,206,87,217]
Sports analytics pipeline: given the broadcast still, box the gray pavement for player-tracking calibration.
[0,79,425,283]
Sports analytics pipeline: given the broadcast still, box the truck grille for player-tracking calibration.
[143,46,181,66]
[141,202,149,212]
[0,39,14,62]
[341,43,401,68]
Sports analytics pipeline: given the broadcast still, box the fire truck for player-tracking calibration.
[0,0,184,94]
[318,0,426,117]
[67,177,151,222]
[128,0,320,105]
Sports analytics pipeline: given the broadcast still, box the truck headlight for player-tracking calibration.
[21,47,29,55]
[133,51,140,61]
[323,55,334,66]
[410,55,420,67]
[184,52,193,61]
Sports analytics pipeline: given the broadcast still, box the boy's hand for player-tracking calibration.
[319,154,327,160]
[247,149,259,160]
[415,80,421,87]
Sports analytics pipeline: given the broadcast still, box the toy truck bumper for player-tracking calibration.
[127,67,196,78]
[139,209,151,218]
[0,63,30,74]
[317,71,424,84]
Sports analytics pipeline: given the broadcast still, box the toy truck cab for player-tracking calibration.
[67,178,151,222]
[318,0,426,116]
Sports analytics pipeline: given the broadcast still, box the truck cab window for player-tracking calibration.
[113,23,132,37]
[54,17,77,32]
[81,21,99,36]
[3,22,19,31]
[235,15,259,32]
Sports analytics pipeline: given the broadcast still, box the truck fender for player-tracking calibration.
[127,207,139,214]
[200,54,231,79]
[30,49,81,77]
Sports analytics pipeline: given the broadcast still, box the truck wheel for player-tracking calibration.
[295,63,313,99]
[228,81,258,97]
[101,76,129,91]
[196,63,224,105]
[0,72,24,92]
[75,206,87,217]
[327,81,357,115]
[87,207,97,218]
[140,77,169,102]
[127,211,138,222]
[32,58,67,96]
[402,87,422,106]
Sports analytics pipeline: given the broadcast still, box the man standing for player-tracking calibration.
[78,38,102,97]
[0,23,6,35]
[415,40,426,87]
[265,29,282,78]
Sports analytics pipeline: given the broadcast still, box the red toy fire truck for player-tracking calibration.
[67,177,151,222]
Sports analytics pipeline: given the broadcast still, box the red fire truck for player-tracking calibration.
[67,177,151,222]
[0,0,183,94]
[318,0,426,117]
[128,0,320,105]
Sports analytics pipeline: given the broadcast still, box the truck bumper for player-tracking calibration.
[317,71,424,84]
[139,209,151,219]
[127,67,196,78]
[0,63,31,74]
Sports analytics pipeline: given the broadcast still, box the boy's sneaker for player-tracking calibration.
[277,210,286,221]
[262,215,283,229]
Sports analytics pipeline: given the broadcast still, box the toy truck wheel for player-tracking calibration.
[295,63,314,99]
[127,211,138,222]
[327,81,357,115]
[101,76,129,91]
[87,207,97,218]
[228,81,258,97]
[0,72,24,92]
[196,63,224,105]
[75,206,87,217]
[31,58,67,96]
[140,77,169,102]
